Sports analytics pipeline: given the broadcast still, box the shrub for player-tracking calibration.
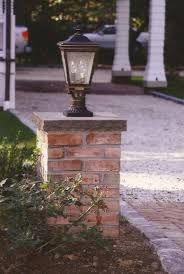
[0,134,38,181]
[0,174,107,251]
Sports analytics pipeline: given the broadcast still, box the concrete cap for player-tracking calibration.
[32,112,127,132]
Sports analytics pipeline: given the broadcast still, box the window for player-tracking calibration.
[103,26,116,35]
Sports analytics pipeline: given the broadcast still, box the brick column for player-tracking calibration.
[112,0,131,83]
[144,0,167,88]
[33,112,127,238]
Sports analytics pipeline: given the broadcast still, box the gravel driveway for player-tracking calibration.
[13,91,184,202]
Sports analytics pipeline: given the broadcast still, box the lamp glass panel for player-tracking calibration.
[61,51,68,83]
[0,23,3,51]
[67,51,95,85]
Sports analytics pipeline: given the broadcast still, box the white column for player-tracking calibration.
[112,0,131,82]
[0,0,6,108]
[144,0,167,87]
[3,0,16,110]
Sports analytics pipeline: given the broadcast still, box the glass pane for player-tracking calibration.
[67,52,95,85]
[0,23,3,51]
[61,51,68,83]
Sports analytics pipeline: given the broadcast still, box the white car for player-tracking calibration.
[84,25,149,49]
[15,26,31,55]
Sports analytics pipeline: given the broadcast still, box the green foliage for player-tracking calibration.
[15,0,184,67]
[80,226,111,250]
[0,174,107,251]
[165,0,184,67]
[130,0,149,30]
[0,133,38,181]
[16,0,116,65]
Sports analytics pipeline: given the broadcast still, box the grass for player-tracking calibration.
[131,75,143,86]
[0,111,36,146]
[156,77,184,99]
[131,75,184,99]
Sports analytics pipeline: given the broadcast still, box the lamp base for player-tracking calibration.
[63,107,93,117]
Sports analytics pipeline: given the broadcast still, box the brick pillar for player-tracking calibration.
[33,112,127,238]
[144,0,167,88]
[112,0,131,83]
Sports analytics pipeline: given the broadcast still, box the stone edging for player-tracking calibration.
[150,91,184,105]
[120,200,184,274]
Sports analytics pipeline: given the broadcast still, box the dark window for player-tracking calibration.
[103,27,116,35]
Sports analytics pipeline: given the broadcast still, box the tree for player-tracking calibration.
[165,0,184,67]
[15,0,116,64]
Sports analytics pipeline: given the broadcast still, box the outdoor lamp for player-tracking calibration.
[57,29,98,117]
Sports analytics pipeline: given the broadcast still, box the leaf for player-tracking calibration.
[0,179,8,187]
[40,182,49,190]
[63,254,79,261]
[0,196,10,203]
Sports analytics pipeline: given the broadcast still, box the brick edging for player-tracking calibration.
[120,200,184,274]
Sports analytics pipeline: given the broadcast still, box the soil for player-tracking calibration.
[0,218,167,274]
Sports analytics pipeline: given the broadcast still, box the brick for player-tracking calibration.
[48,216,69,225]
[86,132,121,145]
[86,212,119,225]
[49,173,100,185]
[48,173,76,182]
[105,147,121,158]
[81,174,100,185]
[48,160,82,171]
[66,147,104,158]
[48,148,64,159]
[84,186,119,198]
[103,174,120,185]
[101,187,119,198]
[104,199,120,212]
[65,204,82,215]
[48,133,82,146]
[84,160,120,172]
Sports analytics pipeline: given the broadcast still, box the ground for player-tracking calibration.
[0,218,166,274]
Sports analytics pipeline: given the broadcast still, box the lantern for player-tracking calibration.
[57,29,98,117]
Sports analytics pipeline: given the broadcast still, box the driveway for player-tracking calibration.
[13,91,184,200]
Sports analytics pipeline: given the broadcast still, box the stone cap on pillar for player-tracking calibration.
[32,112,127,132]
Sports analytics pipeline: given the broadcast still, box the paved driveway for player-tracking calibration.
[14,91,184,200]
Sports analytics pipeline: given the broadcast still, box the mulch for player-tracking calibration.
[0,218,166,274]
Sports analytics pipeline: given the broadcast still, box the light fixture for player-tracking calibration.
[57,29,98,117]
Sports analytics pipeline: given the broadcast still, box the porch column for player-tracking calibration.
[112,0,131,83]
[3,0,16,110]
[0,0,6,109]
[0,0,15,111]
[144,0,167,88]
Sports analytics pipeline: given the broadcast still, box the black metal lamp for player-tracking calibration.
[57,29,98,117]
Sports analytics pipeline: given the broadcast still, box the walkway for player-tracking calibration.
[14,68,184,273]
[16,67,143,95]
[128,201,184,251]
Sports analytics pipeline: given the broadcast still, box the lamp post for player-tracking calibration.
[57,29,98,117]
